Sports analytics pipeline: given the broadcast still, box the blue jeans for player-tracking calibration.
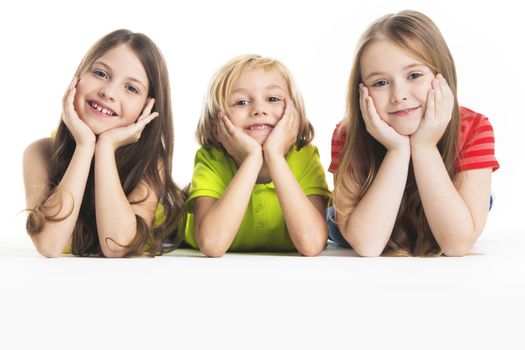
[326,194,493,248]
[326,207,350,248]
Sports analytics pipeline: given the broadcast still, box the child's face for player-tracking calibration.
[74,44,149,135]
[360,39,435,136]
[226,67,290,145]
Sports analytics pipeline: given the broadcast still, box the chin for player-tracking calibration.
[81,119,109,136]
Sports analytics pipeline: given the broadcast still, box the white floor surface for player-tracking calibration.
[1,229,524,350]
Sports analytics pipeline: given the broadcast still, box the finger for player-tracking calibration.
[359,84,369,121]
[425,88,435,120]
[286,99,298,126]
[138,112,159,126]
[68,77,78,90]
[139,98,156,119]
[216,113,228,141]
[220,112,237,135]
[366,95,382,127]
[65,86,77,116]
[282,98,291,121]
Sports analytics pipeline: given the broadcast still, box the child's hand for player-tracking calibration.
[217,111,262,164]
[410,74,454,147]
[62,77,96,147]
[262,99,299,157]
[360,84,409,151]
[97,98,159,151]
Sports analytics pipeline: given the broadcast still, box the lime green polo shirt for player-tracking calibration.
[184,144,331,252]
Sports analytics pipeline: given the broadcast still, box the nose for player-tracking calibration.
[390,82,408,103]
[251,100,267,117]
[99,83,117,101]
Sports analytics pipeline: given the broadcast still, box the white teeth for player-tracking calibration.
[90,102,114,116]
[248,124,272,130]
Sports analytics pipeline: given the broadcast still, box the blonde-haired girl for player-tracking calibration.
[185,55,330,257]
[330,10,499,257]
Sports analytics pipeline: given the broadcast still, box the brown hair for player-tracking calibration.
[26,29,186,256]
[196,54,314,149]
[333,10,460,256]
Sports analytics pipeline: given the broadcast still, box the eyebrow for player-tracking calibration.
[231,85,285,94]
[363,63,427,81]
[92,60,147,90]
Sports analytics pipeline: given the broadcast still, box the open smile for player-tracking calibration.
[87,100,118,118]
[246,123,274,131]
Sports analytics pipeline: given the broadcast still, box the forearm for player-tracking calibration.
[265,152,327,256]
[94,140,137,257]
[196,154,263,257]
[32,145,94,257]
[342,147,410,256]
[411,145,478,255]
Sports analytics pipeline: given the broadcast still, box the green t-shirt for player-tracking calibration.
[184,144,331,252]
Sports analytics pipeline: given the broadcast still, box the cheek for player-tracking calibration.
[226,110,244,128]
[124,100,147,123]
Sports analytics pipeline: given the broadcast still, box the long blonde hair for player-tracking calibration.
[333,10,460,256]
[26,29,186,256]
[196,54,314,149]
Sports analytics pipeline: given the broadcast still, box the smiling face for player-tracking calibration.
[227,67,290,145]
[73,44,149,135]
[360,38,435,136]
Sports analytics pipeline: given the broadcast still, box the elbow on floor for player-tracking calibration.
[352,243,384,258]
[441,243,472,257]
[36,245,63,258]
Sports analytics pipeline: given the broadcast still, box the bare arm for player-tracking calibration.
[263,101,327,256]
[24,138,95,257]
[338,147,410,257]
[23,79,96,257]
[337,85,411,256]
[194,154,263,257]
[194,113,263,257]
[410,74,489,256]
[94,99,159,258]
[265,152,328,256]
[412,146,491,256]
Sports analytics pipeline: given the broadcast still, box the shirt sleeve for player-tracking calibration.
[328,122,346,173]
[186,148,234,211]
[292,145,332,198]
[456,108,500,173]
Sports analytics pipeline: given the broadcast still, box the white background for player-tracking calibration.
[2,0,524,243]
[1,1,524,349]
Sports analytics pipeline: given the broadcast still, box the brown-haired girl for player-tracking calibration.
[329,10,499,257]
[185,54,330,257]
[23,29,185,257]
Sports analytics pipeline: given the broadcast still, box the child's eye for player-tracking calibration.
[408,72,423,80]
[233,99,249,107]
[126,85,139,94]
[371,80,388,88]
[268,96,282,103]
[93,70,108,79]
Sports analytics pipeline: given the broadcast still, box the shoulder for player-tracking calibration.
[456,106,499,172]
[287,144,319,162]
[286,144,322,175]
[459,107,494,133]
[24,138,53,165]
[192,147,236,182]
[458,106,496,145]
[194,146,229,165]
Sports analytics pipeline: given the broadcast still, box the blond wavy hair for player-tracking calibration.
[196,54,314,149]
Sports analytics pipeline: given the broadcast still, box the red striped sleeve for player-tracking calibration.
[328,123,346,173]
[455,107,500,173]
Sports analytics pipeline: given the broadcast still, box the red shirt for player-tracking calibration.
[328,106,500,174]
